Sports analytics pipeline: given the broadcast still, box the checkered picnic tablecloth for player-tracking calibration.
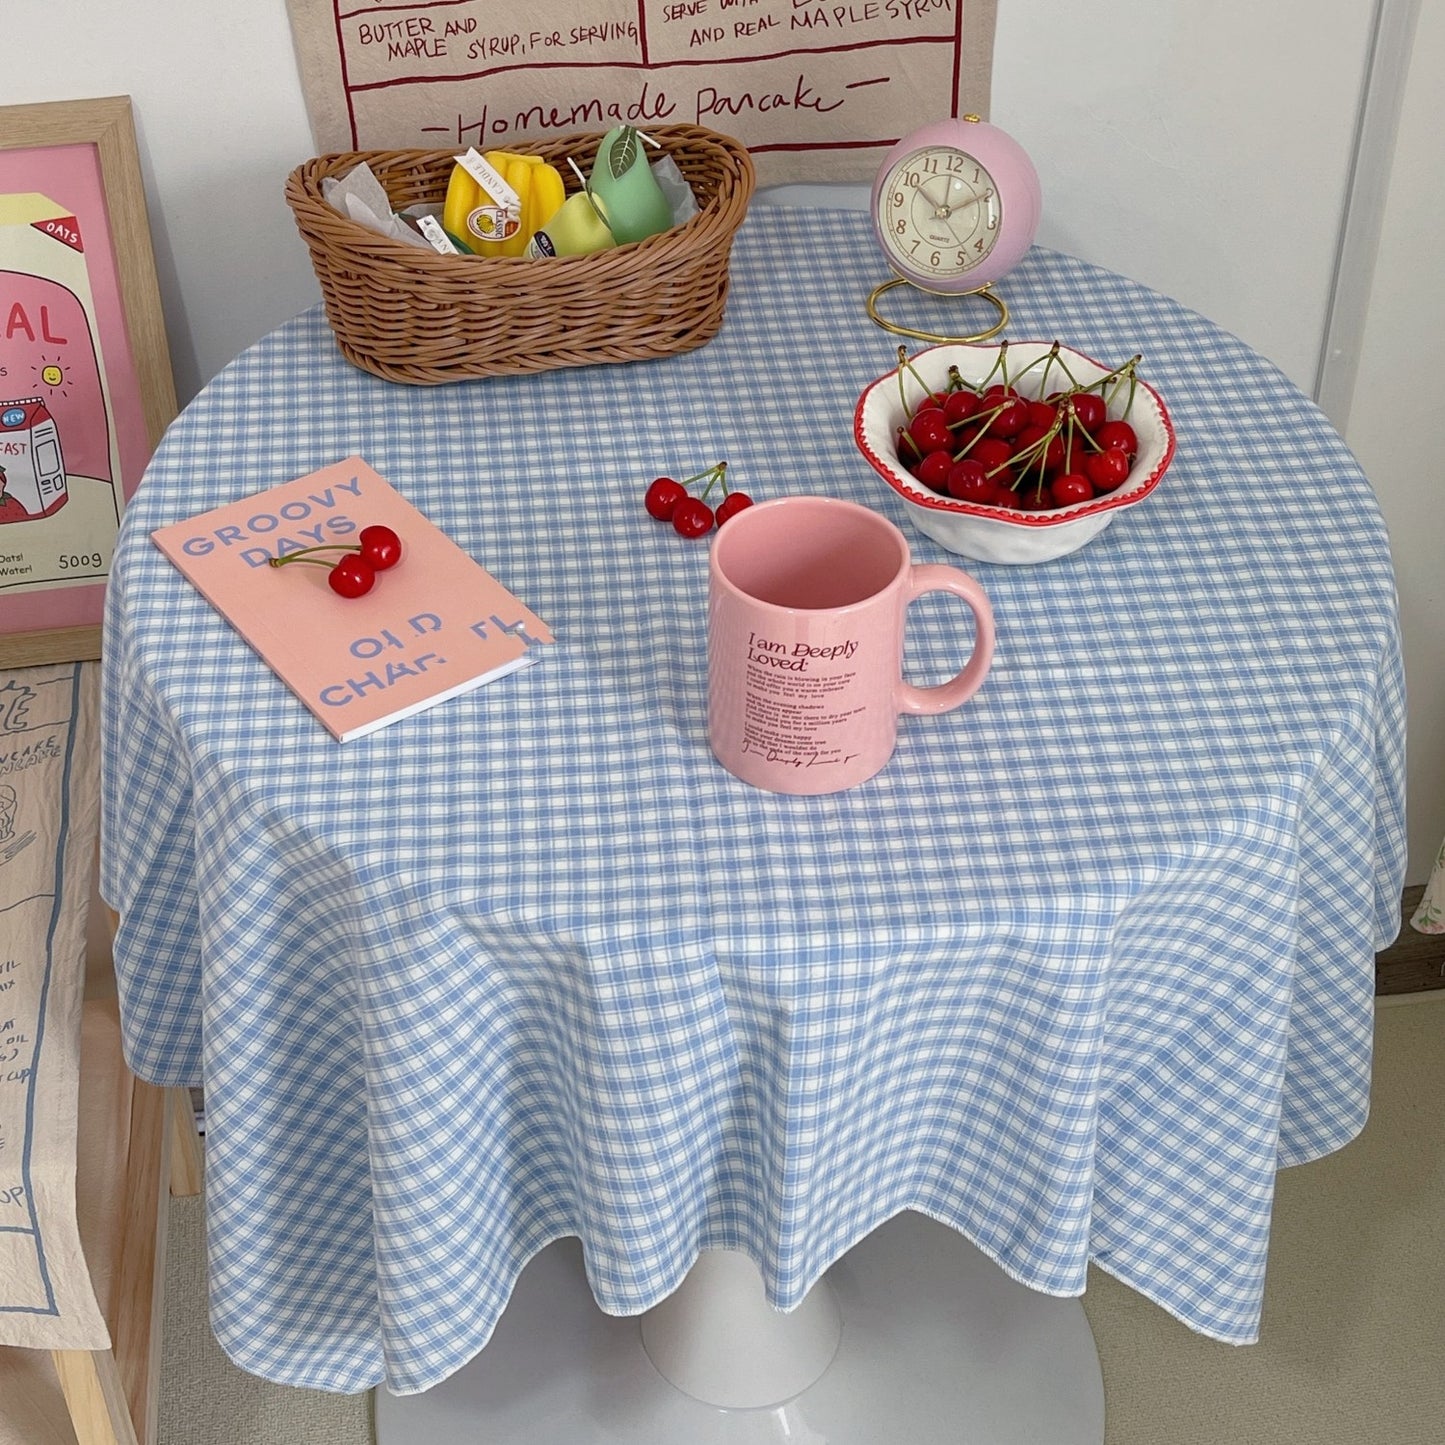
[100,207,1406,1395]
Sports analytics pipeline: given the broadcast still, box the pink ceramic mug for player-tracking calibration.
[708,496,995,794]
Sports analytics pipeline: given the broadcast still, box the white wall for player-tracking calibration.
[993,2,1376,398]
[9,2,318,401]
[13,0,1441,879]
[1341,0,1445,885]
[10,0,1374,401]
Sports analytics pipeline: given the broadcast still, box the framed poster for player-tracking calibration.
[0,96,177,667]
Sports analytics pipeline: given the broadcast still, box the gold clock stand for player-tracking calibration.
[865,277,1009,344]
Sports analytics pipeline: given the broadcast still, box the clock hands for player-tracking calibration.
[915,175,991,242]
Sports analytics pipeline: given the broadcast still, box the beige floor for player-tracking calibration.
[1082,991,1445,1445]
[6,993,1441,1444]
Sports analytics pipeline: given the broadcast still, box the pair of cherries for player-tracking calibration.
[269,524,403,597]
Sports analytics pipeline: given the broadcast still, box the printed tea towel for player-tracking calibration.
[284,0,997,184]
[0,663,109,1350]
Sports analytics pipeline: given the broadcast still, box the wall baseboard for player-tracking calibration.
[1376,885,1445,994]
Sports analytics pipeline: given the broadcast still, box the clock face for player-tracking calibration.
[877,146,1002,287]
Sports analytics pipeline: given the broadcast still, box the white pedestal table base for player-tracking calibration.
[373,1211,1104,1444]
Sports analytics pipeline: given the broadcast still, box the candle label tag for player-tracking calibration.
[454,149,521,213]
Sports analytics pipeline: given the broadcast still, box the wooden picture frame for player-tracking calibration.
[0,96,177,667]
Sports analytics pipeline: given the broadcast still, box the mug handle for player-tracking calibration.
[896,565,996,716]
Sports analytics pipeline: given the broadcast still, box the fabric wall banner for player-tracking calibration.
[284,0,997,184]
[0,662,109,1351]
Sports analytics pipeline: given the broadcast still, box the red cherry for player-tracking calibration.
[985,397,1029,439]
[358,524,402,570]
[716,492,753,524]
[908,407,953,455]
[989,484,1023,509]
[1069,392,1107,432]
[970,437,1015,473]
[1095,420,1139,458]
[672,497,715,537]
[1025,399,1058,430]
[1051,473,1095,507]
[944,390,981,425]
[1084,446,1132,491]
[329,554,376,598]
[645,477,687,520]
[915,449,955,491]
[946,458,992,502]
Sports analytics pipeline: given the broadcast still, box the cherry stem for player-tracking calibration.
[1050,351,1082,390]
[947,395,1015,449]
[269,556,340,571]
[698,462,730,500]
[975,343,1006,393]
[896,346,944,417]
[666,461,732,499]
[1102,356,1141,416]
[1036,343,1062,396]
[895,348,909,414]
[1009,342,1060,391]
[949,422,995,460]
[268,544,358,567]
[1010,406,1068,484]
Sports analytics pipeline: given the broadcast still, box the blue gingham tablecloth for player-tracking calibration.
[100,208,1406,1395]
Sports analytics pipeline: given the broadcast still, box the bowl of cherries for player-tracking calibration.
[854,340,1175,565]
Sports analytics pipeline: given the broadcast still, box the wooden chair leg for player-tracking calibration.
[167,1087,203,1197]
[108,1076,171,1445]
[102,903,203,1198]
[102,904,203,1199]
[50,1348,140,1445]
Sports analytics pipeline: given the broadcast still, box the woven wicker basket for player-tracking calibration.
[285,124,755,386]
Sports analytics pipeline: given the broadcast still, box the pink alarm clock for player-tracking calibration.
[871,116,1042,295]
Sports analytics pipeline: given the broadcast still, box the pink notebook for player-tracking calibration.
[152,457,554,742]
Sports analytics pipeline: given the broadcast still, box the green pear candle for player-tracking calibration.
[588,126,673,245]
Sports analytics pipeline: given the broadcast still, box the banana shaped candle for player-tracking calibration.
[442,149,565,256]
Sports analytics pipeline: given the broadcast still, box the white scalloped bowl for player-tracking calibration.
[854,341,1175,565]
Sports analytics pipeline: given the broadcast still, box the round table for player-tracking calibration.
[101,207,1404,1439]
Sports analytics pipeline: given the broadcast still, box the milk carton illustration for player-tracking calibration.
[1,190,125,588]
[0,397,68,521]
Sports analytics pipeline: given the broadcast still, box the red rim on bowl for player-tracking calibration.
[853,343,1177,527]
